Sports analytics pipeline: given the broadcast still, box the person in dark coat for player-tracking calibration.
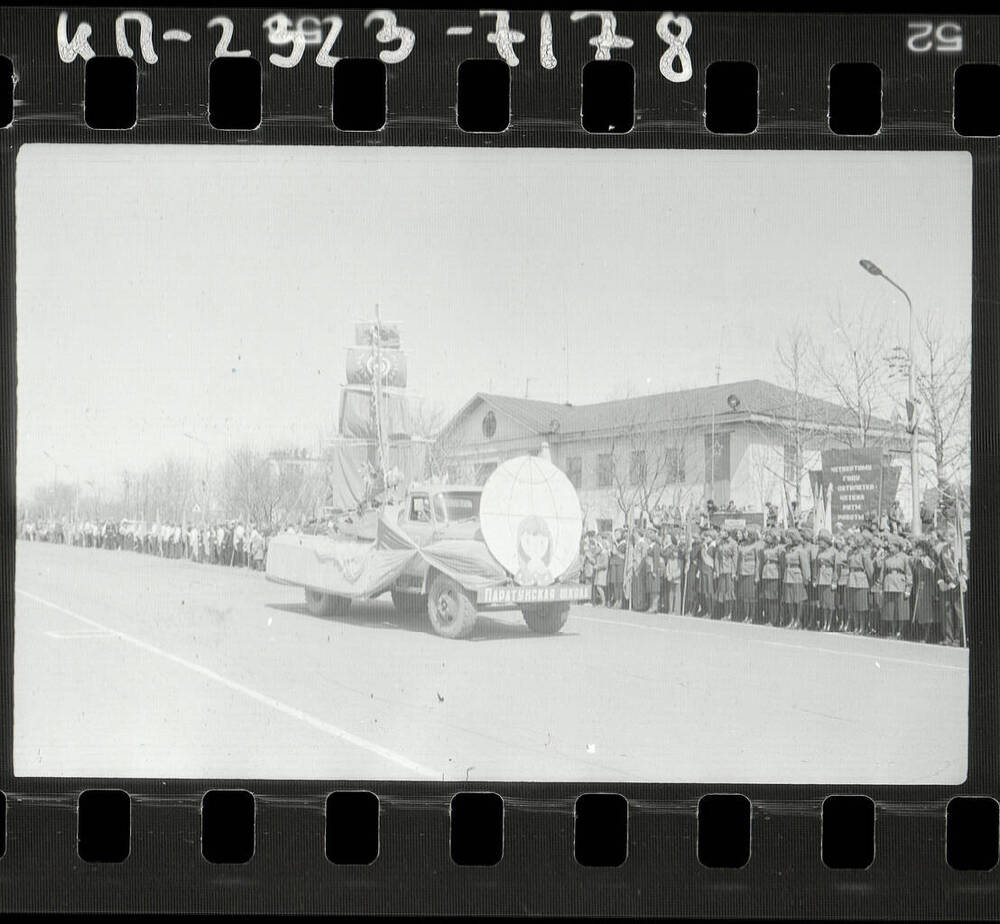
[834,536,849,632]
[759,528,783,627]
[593,536,610,607]
[685,532,702,615]
[581,535,596,605]
[630,531,649,612]
[910,538,939,643]
[803,533,819,631]
[936,528,963,646]
[664,534,684,614]
[781,529,810,629]
[698,529,717,618]
[868,533,887,636]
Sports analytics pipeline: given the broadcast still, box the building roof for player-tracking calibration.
[443,379,897,440]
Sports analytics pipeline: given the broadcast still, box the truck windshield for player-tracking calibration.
[433,492,481,523]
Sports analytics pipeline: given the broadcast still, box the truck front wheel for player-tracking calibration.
[305,588,351,619]
[521,602,570,634]
[426,574,478,639]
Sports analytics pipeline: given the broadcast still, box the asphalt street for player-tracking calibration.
[14,540,968,783]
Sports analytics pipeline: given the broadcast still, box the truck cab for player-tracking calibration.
[393,485,483,596]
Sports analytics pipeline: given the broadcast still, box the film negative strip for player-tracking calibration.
[0,6,997,916]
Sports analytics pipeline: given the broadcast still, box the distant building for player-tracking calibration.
[434,380,916,531]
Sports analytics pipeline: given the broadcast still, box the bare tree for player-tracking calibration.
[219,448,279,526]
[810,303,893,448]
[605,404,700,523]
[914,312,971,504]
[773,326,815,506]
[146,457,196,523]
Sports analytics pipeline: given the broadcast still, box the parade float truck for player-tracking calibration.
[265,455,590,639]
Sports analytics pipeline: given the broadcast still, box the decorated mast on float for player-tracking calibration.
[321,307,428,519]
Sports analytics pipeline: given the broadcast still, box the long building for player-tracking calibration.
[434,380,916,531]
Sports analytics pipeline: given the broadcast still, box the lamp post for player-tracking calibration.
[859,258,921,536]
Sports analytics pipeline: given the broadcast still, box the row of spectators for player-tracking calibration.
[20,518,274,570]
[580,521,968,646]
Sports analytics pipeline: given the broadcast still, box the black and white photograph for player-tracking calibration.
[14,144,971,783]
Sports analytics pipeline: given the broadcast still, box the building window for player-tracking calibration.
[630,449,647,485]
[597,453,614,488]
[565,456,583,489]
[482,410,497,439]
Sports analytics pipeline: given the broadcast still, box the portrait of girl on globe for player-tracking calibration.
[514,515,555,587]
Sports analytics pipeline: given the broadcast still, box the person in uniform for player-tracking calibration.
[845,530,873,635]
[781,529,810,629]
[814,530,837,631]
[736,527,760,624]
[910,537,939,643]
[936,529,963,646]
[714,528,738,621]
[833,536,849,633]
[801,531,819,631]
[759,528,783,626]
[881,534,910,639]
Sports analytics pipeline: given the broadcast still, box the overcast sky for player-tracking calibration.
[16,145,971,497]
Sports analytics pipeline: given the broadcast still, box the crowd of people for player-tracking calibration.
[580,519,968,646]
[20,518,273,570]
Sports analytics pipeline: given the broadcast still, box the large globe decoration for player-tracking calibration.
[479,454,583,586]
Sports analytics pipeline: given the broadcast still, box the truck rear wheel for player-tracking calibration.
[304,588,351,619]
[522,602,570,634]
[426,574,477,639]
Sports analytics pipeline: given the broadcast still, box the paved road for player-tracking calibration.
[14,540,968,783]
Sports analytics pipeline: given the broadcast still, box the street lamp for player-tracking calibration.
[859,258,921,536]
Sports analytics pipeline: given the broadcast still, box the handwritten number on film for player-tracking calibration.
[656,12,692,83]
[56,10,693,81]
